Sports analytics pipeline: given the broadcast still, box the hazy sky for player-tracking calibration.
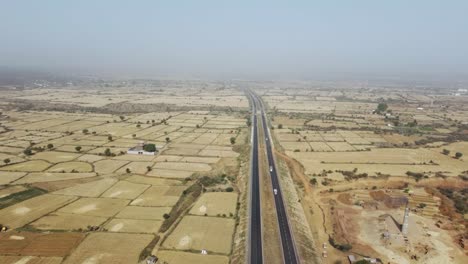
[1,1,468,78]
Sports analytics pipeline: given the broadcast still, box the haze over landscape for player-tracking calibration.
[2,0,468,78]
[0,2,467,264]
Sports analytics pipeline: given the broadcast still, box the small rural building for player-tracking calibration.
[127,141,157,156]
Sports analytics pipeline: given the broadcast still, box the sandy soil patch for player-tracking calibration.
[0,194,77,229]
[146,169,193,179]
[189,192,238,216]
[290,147,468,176]
[0,232,84,257]
[100,181,149,199]
[155,250,229,264]
[116,206,172,220]
[47,161,93,172]
[112,154,155,162]
[327,142,356,151]
[308,142,333,152]
[163,215,235,254]
[115,161,154,174]
[31,151,80,163]
[31,213,107,231]
[153,155,183,162]
[280,141,310,152]
[130,186,186,207]
[0,160,51,172]
[124,175,182,186]
[0,153,25,164]
[63,233,153,264]
[179,157,220,163]
[57,197,129,217]
[14,172,96,184]
[104,219,162,233]
[77,154,105,163]
[153,162,211,172]
[0,172,27,185]
[198,149,239,158]
[53,178,118,197]
[163,148,200,156]
[54,145,96,153]
[94,160,129,174]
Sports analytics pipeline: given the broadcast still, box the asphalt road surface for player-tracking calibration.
[248,91,263,264]
[247,90,299,264]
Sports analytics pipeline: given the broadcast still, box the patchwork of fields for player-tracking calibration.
[0,100,247,264]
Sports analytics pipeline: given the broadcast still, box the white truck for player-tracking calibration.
[273,188,278,195]
[269,166,273,172]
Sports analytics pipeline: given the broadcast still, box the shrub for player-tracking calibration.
[23,148,33,156]
[225,187,234,192]
[75,146,82,152]
[143,143,156,152]
[442,149,450,155]
[47,143,54,149]
[104,148,112,156]
[455,152,463,159]
[3,158,10,164]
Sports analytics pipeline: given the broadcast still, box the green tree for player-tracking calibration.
[146,166,152,172]
[442,149,450,155]
[107,135,113,141]
[310,178,317,185]
[165,137,170,143]
[455,152,463,159]
[82,129,89,134]
[23,148,33,156]
[47,143,54,149]
[119,116,125,121]
[104,148,112,156]
[143,143,156,152]
[376,103,388,113]
[3,158,11,164]
[126,168,131,173]
[278,124,283,129]
[75,146,82,152]
[230,137,236,145]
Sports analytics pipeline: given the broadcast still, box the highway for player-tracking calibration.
[247,90,263,264]
[247,89,299,264]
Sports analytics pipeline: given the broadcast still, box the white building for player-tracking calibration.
[127,141,157,155]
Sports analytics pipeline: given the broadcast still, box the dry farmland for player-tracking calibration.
[253,82,468,264]
[0,82,248,264]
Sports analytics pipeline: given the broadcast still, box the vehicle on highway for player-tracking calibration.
[274,188,278,195]
[269,166,273,172]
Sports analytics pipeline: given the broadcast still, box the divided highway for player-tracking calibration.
[247,90,299,264]
[247,91,263,264]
